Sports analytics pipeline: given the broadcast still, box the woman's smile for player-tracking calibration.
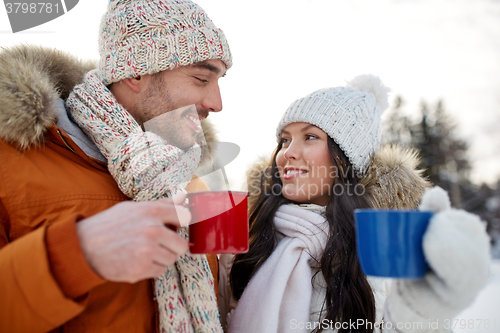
[283,167,309,180]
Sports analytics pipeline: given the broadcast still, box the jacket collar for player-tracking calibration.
[53,98,107,162]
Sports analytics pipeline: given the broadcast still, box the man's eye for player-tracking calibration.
[194,77,208,83]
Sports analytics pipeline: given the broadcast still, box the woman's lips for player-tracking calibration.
[283,168,309,180]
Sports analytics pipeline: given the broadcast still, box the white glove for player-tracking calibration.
[385,187,491,332]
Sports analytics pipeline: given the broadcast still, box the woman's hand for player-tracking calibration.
[385,187,491,332]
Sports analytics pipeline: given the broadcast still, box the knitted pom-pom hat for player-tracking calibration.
[98,0,232,85]
[276,75,390,173]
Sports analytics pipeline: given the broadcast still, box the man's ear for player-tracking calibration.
[122,76,142,93]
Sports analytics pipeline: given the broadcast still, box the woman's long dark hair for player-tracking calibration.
[230,137,376,333]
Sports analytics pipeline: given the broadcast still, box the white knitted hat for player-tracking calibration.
[98,0,232,85]
[276,75,390,173]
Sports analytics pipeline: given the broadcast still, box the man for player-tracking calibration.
[0,0,231,332]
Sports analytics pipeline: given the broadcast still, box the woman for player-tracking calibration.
[219,75,490,333]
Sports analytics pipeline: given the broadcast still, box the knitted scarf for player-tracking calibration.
[228,204,329,333]
[66,69,222,333]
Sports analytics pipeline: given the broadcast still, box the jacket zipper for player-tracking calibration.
[150,279,160,333]
[56,129,78,155]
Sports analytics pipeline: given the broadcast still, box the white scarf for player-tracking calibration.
[66,70,222,333]
[228,204,329,333]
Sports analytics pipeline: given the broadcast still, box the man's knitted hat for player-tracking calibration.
[98,0,232,85]
[276,75,390,173]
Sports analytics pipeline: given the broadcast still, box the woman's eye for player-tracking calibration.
[281,137,290,145]
[306,134,317,140]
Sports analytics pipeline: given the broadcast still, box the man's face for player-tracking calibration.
[129,59,226,150]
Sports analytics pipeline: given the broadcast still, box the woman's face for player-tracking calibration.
[276,122,335,206]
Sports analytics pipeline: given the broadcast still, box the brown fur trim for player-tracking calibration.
[198,119,218,168]
[0,45,96,149]
[360,144,432,209]
[246,155,273,214]
[245,145,431,211]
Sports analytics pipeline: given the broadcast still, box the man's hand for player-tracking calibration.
[76,192,191,283]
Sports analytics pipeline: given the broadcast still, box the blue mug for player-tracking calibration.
[354,209,433,279]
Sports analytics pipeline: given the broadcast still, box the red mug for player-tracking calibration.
[185,191,249,254]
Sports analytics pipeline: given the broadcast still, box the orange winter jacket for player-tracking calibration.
[0,124,161,333]
[0,45,219,333]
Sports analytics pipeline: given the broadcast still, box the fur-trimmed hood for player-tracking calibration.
[0,45,95,149]
[246,144,431,212]
[0,45,218,159]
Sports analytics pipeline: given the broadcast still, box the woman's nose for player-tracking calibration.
[283,142,300,160]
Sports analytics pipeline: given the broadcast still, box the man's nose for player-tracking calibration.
[201,82,223,113]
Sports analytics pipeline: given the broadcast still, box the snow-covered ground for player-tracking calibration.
[454,259,500,333]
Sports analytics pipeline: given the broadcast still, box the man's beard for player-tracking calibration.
[135,74,199,150]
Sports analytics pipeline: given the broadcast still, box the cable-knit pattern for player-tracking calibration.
[108,131,201,200]
[99,0,232,85]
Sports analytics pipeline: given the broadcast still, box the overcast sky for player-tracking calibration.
[1,0,499,190]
